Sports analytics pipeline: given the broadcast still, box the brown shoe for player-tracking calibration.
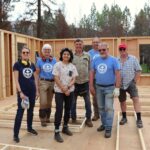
[72,119,77,124]
[85,119,93,127]
[41,121,47,127]
[92,115,99,121]
[46,119,50,123]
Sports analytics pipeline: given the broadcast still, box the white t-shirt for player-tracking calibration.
[52,61,78,93]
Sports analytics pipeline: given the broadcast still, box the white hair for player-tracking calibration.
[98,42,109,49]
[42,44,52,53]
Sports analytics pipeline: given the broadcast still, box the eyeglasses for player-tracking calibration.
[22,51,29,54]
[98,49,106,52]
[119,48,126,51]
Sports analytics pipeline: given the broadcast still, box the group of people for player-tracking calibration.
[13,37,143,143]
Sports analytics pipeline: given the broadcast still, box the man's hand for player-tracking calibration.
[90,86,95,96]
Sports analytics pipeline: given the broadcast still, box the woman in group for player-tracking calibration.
[36,44,56,127]
[52,48,78,143]
[13,46,39,143]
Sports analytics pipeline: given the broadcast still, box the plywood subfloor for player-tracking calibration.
[0,86,150,150]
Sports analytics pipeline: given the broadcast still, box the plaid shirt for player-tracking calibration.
[118,55,142,89]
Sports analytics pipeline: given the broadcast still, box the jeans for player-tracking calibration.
[71,82,92,120]
[92,79,99,117]
[14,91,36,137]
[54,92,74,130]
[96,85,115,131]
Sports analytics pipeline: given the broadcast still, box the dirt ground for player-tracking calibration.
[0,86,150,150]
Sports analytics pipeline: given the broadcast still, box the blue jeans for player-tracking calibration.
[71,82,92,120]
[96,85,115,131]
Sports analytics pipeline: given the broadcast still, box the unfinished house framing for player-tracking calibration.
[0,29,150,150]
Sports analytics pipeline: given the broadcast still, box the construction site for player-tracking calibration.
[0,29,150,150]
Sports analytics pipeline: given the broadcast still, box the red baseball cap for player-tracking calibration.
[119,43,127,49]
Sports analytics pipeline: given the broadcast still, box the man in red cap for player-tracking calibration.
[117,43,143,128]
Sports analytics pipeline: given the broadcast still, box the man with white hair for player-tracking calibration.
[36,44,57,127]
[90,42,120,138]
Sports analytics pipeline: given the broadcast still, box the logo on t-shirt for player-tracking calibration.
[23,68,33,78]
[43,63,53,72]
[97,63,107,74]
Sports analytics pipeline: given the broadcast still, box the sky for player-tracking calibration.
[10,0,150,25]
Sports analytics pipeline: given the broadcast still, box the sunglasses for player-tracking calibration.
[98,49,106,52]
[119,48,126,51]
[22,51,29,54]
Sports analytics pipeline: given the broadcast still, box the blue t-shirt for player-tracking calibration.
[88,49,100,62]
[13,61,36,92]
[36,57,57,79]
[92,56,120,85]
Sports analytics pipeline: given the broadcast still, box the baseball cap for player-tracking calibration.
[119,43,127,49]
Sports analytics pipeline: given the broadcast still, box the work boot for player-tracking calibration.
[41,121,47,127]
[46,120,50,123]
[120,118,127,125]
[46,108,51,123]
[92,115,99,121]
[97,125,105,132]
[39,109,47,127]
[136,120,143,128]
[62,127,73,136]
[85,119,93,127]
[54,132,64,143]
[105,130,111,138]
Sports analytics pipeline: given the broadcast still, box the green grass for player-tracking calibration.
[141,64,150,73]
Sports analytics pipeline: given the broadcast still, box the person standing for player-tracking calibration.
[88,37,101,121]
[71,39,93,127]
[90,42,120,138]
[36,44,56,127]
[52,48,78,143]
[13,46,39,143]
[118,43,143,128]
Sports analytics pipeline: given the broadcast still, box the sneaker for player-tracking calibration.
[85,119,93,127]
[119,118,127,125]
[28,129,38,135]
[62,127,73,136]
[97,125,105,132]
[13,136,20,143]
[54,132,64,143]
[136,120,143,128]
[105,130,111,138]
[92,115,99,121]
